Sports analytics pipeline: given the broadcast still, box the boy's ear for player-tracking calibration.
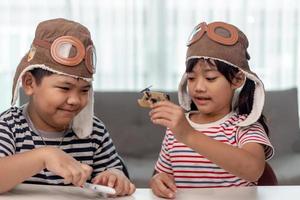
[231,71,245,89]
[22,72,36,96]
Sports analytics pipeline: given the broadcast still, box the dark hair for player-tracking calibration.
[29,68,53,85]
[186,58,269,135]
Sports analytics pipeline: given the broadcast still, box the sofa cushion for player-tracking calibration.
[264,88,300,156]
[264,88,300,184]
[94,91,178,159]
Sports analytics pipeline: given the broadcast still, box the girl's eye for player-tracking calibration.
[187,75,195,80]
[206,77,217,81]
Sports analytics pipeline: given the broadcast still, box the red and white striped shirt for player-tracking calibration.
[155,112,274,188]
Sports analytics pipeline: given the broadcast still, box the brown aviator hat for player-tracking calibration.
[11,18,97,138]
[178,21,265,126]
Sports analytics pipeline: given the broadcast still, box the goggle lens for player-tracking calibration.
[56,43,79,59]
[51,36,85,66]
[86,45,97,74]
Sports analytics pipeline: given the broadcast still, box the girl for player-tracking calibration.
[149,21,274,199]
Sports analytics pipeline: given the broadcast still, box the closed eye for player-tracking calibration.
[206,77,217,81]
[58,86,70,90]
[187,74,196,81]
[81,85,91,93]
[81,89,90,93]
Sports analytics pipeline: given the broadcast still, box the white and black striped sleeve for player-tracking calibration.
[91,118,124,178]
[0,108,17,157]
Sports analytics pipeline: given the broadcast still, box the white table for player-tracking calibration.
[1,184,300,200]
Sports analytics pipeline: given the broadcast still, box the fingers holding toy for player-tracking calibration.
[77,164,93,186]
[137,87,194,142]
[92,168,136,196]
[66,163,92,187]
[42,147,92,186]
[149,101,180,125]
[149,101,193,141]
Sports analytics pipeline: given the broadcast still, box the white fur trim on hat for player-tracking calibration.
[238,71,265,126]
[178,73,191,111]
[72,86,94,138]
[11,64,94,138]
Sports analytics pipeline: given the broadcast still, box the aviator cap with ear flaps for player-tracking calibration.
[11,18,97,138]
[178,21,265,126]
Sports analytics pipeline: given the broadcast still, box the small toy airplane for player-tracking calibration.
[137,86,170,108]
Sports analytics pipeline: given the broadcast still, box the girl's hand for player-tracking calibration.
[149,101,194,143]
[150,172,177,199]
[92,168,136,196]
[42,147,92,186]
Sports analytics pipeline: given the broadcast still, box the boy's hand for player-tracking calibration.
[41,147,92,186]
[92,168,135,196]
[150,172,177,199]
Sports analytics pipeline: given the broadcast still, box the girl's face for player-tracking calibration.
[187,60,242,121]
[25,73,91,132]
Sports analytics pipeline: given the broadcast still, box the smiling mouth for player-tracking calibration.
[59,108,78,114]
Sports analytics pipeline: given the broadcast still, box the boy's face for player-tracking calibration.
[25,73,91,132]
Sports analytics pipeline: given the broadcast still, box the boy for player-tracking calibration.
[0,18,135,196]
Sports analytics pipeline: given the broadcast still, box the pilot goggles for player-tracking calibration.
[187,22,239,46]
[33,36,96,74]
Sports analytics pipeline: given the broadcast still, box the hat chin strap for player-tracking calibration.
[72,87,94,138]
[178,72,265,127]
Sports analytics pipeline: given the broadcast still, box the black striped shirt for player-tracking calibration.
[0,106,124,185]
